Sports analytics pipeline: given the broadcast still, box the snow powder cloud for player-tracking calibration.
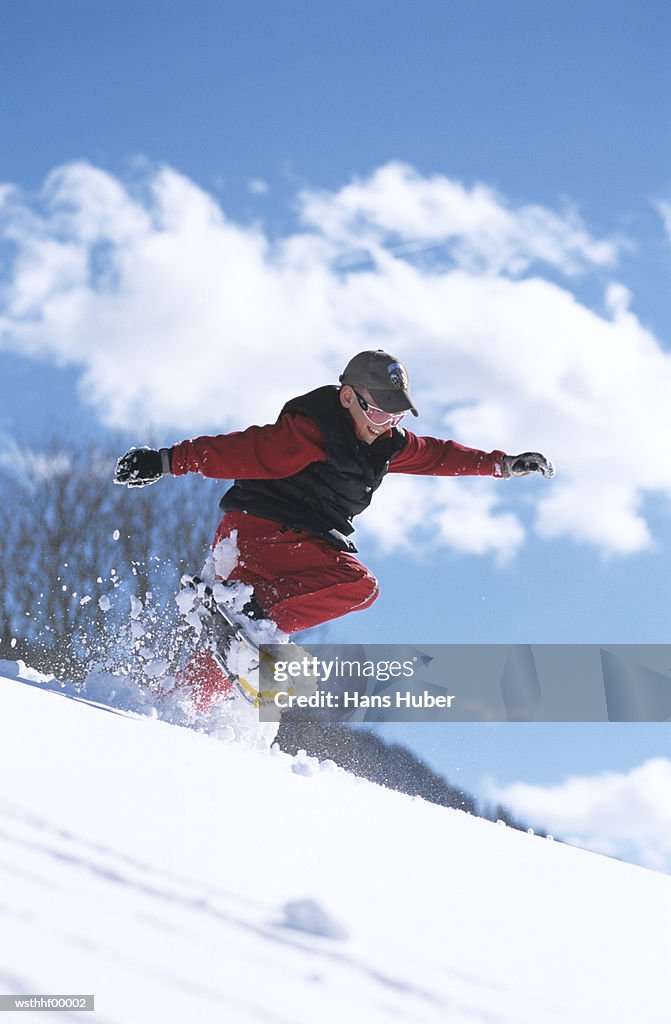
[1,160,670,559]
[487,757,671,873]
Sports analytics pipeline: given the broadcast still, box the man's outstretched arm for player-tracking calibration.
[390,432,554,479]
[114,414,328,487]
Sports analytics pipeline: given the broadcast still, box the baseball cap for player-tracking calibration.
[339,350,419,416]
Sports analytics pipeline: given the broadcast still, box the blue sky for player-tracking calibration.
[1,0,670,867]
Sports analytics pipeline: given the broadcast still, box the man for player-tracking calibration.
[115,350,553,705]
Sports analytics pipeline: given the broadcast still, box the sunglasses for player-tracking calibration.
[352,388,406,427]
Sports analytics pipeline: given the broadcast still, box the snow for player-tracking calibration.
[211,532,240,582]
[0,659,670,1023]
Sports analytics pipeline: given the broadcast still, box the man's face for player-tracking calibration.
[340,385,395,444]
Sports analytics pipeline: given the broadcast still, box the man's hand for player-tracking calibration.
[502,452,555,479]
[114,446,171,487]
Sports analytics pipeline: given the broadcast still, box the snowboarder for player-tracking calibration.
[114,350,553,705]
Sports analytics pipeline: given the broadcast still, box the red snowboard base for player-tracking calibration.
[173,648,234,712]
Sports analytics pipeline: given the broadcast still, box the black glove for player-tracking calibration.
[114,446,172,487]
[502,452,555,479]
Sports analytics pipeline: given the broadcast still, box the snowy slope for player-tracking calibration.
[0,662,670,1024]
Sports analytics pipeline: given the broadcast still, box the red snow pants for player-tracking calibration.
[174,512,379,709]
[214,511,379,633]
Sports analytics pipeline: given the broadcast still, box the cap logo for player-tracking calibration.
[387,361,408,391]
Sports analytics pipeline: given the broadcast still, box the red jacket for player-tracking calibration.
[171,413,506,480]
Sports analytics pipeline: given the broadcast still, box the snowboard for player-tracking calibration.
[178,574,266,706]
[178,574,310,708]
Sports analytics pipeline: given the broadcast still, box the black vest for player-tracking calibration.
[220,386,408,551]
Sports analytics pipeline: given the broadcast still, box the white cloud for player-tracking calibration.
[299,162,620,275]
[656,199,671,240]
[358,475,525,563]
[488,758,671,873]
[0,438,73,487]
[1,160,670,559]
[247,178,269,196]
